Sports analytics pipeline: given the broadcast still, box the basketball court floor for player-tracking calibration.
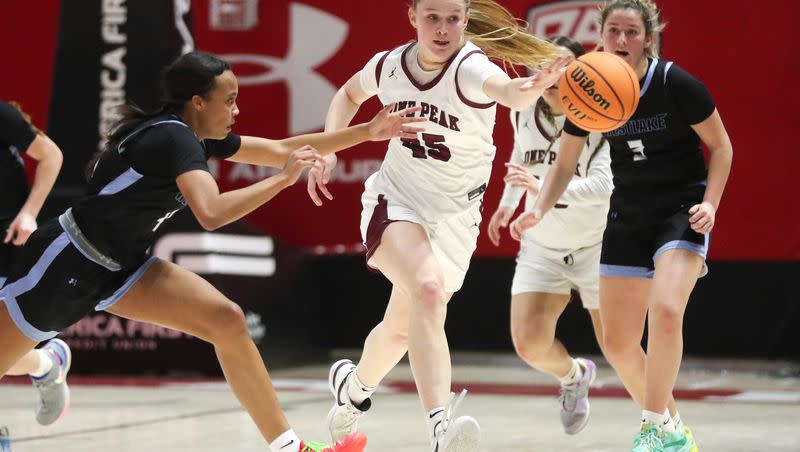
[1,353,798,451]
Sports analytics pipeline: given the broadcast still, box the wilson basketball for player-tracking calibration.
[558,52,640,132]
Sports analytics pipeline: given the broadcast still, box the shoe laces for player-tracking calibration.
[636,424,663,450]
[558,383,579,411]
[338,401,365,428]
[301,435,354,452]
[440,389,468,436]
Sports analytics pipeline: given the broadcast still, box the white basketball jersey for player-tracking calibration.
[366,42,499,222]
[506,103,612,249]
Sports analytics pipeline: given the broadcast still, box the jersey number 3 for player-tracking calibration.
[628,139,647,161]
[401,133,451,162]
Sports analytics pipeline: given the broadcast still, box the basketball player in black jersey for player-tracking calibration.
[0,52,423,452]
[0,99,76,427]
[511,1,732,451]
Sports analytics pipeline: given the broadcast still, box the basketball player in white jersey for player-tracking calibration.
[306,1,571,450]
[487,36,611,436]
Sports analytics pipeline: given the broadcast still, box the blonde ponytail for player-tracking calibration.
[464,0,563,72]
[411,0,563,73]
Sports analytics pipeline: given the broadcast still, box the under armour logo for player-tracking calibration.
[67,278,78,286]
[219,3,348,134]
[389,67,398,78]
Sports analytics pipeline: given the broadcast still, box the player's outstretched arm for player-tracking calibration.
[177,146,322,231]
[226,103,424,169]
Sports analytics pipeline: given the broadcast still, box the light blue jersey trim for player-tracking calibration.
[1,294,58,341]
[653,235,709,262]
[600,264,654,279]
[639,58,659,97]
[98,167,144,196]
[0,233,70,342]
[663,61,674,85]
[95,256,158,311]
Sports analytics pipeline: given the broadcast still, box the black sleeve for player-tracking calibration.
[563,119,591,137]
[665,64,716,125]
[204,133,241,159]
[131,125,209,179]
[0,100,37,153]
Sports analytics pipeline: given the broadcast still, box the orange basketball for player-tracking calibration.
[558,51,640,133]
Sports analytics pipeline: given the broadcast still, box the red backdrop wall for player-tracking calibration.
[1,0,795,260]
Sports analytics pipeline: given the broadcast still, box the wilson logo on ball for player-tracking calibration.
[558,52,639,132]
[568,66,611,111]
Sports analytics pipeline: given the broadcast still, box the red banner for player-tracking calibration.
[1,1,795,260]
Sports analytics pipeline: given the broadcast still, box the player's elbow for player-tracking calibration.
[193,205,224,231]
[198,217,223,231]
[44,138,64,163]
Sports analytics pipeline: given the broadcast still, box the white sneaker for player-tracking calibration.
[559,358,597,435]
[326,359,371,442]
[432,390,480,452]
[32,338,72,426]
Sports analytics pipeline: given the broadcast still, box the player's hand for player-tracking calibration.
[519,55,573,92]
[307,154,337,206]
[509,210,543,241]
[367,102,426,142]
[282,146,321,185]
[4,211,37,246]
[688,201,715,234]
[504,163,540,196]
[487,206,514,246]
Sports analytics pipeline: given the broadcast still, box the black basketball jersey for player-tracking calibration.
[0,100,37,223]
[564,58,715,192]
[71,114,240,268]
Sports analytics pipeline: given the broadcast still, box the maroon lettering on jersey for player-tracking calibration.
[448,115,460,131]
[438,111,449,128]
[428,105,439,123]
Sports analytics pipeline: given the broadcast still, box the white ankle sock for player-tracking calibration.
[673,411,683,429]
[641,410,664,427]
[346,370,376,406]
[269,429,301,452]
[661,409,677,433]
[427,407,446,443]
[29,350,54,378]
[558,358,583,386]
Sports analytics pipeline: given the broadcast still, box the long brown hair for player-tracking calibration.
[412,0,563,71]
[599,0,665,58]
[85,51,231,180]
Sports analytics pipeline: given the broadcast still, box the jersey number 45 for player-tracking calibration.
[401,133,451,162]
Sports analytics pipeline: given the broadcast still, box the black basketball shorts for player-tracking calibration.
[0,221,17,284]
[600,185,709,279]
[0,211,156,342]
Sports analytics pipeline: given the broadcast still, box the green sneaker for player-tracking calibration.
[662,427,691,452]
[632,423,664,452]
[684,426,699,452]
[298,432,367,452]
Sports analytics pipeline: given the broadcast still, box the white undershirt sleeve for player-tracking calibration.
[559,135,613,205]
[499,109,528,209]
